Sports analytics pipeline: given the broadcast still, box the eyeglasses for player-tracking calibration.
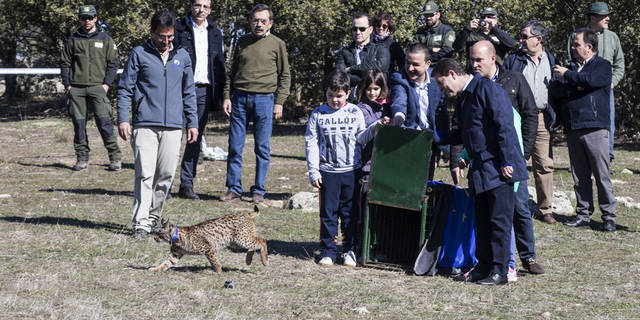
[480,15,496,19]
[423,13,436,18]
[376,24,389,30]
[251,18,269,25]
[519,34,538,40]
[79,16,95,21]
[153,33,175,41]
[351,26,369,33]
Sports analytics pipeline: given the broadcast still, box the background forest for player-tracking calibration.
[1,0,638,132]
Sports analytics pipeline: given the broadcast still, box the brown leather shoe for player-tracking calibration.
[542,213,557,224]
[522,258,545,275]
[251,193,264,204]
[220,191,241,202]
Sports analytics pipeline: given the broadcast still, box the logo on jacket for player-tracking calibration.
[173,59,181,66]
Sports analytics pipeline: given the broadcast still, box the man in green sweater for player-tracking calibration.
[221,3,291,203]
[566,2,625,161]
[61,4,122,171]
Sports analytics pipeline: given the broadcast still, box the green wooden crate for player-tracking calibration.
[362,125,433,268]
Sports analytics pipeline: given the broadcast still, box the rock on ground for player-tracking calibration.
[285,191,319,212]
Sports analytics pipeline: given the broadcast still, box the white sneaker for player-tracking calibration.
[318,257,334,266]
[342,251,357,267]
[508,267,518,282]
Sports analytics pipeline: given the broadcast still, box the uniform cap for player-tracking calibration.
[479,7,498,17]
[78,5,97,17]
[422,2,439,15]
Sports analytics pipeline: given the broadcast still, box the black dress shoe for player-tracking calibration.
[178,187,200,200]
[563,216,590,228]
[603,220,616,232]
[453,270,486,283]
[476,273,507,286]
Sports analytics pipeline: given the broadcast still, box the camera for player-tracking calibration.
[478,20,487,29]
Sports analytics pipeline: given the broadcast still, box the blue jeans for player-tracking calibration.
[513,181,536,261]
[226,91,274,196]
[609,88,615,160]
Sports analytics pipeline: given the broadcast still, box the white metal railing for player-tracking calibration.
[0,68,124,75]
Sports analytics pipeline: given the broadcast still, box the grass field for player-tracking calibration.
[1,112,639,319]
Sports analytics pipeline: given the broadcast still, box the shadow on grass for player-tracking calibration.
[126,264,250,274]
[271,153,306,161]
[17,161,134,171]
[546,213,633,232]
[39,188,134,197]
[18,161,72,170]
[266,240,318,260]
[0,215,131,235]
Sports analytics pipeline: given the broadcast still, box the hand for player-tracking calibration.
[501,165,513,179]
[458,158,468,169]
[378,116,391,125]
[486,18,497,30]
[118,122,131,141]
[273,104,283,120]
[187,128,199,144]
[311,178,323,189]
[553,65,568,78]
[611,83,615,89]
[65,86,71,92]
[223,99,232,117]
[102,84,109,93]
[390,114,404,126]
[451,167,465,186]
[468,19,479,30]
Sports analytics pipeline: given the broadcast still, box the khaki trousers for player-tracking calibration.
[532,112,554,215]
[131,127,182,232]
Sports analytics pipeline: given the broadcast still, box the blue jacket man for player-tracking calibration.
[549,27,616,232]
[389,43,449,180]
[389,71,449,143]
[117,10,198,239]
[432,59,526,285]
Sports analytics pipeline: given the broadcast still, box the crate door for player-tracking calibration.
[367,125,433,211]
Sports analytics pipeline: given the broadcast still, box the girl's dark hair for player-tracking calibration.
[357,69,389,102]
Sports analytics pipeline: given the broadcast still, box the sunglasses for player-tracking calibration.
[480,15,496,19]
[519,34,538,40]
[376,24,389,30]
[79,15,95,21]
[351,26,369,33]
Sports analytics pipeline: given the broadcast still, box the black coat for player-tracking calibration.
[372,35,404,75]
[495,66,538,159]
[549,55,612,132]
[174,16,226,109]
[335,41,391,86]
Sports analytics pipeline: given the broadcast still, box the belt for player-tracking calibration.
[195,83,210,88]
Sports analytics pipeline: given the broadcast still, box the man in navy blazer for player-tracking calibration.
[432,58,528,285]
[389,43,449,178]
[550,28,616,232]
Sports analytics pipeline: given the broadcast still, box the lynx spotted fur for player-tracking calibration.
[150,205,268,274]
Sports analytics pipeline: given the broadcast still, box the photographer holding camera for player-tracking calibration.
[453,7,517,66]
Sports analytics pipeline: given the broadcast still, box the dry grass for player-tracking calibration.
[0,116,639,319]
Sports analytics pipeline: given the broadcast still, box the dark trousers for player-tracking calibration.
[513,181,536,261]
[179,85,210,189]
[68,85,121,162]
[319,170,358,260]
[474,183,515,276]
